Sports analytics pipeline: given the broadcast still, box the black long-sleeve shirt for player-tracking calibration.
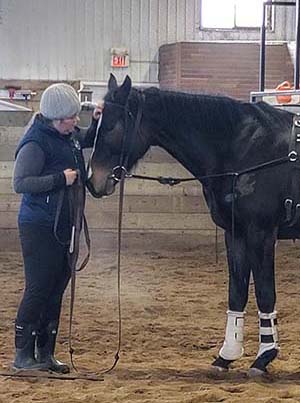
[13,119,98,194]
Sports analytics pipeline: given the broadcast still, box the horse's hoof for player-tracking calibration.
[248,367,267,378]
[249,348,278,375]
[210,364,228,374]
[211,356,233,371]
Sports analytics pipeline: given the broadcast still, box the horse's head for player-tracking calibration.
[86,74,152,198]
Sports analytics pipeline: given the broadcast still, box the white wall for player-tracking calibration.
[0,0,295,83]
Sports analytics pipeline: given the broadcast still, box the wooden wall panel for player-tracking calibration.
[159,42,294,101]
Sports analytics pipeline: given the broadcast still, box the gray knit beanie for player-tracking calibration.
[40,83,81,120]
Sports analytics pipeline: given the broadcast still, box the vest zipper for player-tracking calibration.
[70,139,79,169]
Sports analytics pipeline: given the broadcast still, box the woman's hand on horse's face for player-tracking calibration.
[92,101,104,120]
[64,168,78,186]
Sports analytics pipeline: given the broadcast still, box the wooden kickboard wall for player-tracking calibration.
[0,110,217,252]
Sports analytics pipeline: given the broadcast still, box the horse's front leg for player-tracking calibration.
[212,230,251,372]
[248,226,278,376]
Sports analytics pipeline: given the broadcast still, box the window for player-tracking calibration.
[201,0,269,29]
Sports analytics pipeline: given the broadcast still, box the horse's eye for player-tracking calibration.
[101,115,117,132]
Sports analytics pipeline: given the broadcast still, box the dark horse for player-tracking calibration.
[87,74,299,376]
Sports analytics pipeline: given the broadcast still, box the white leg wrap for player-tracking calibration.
[257,311,279,358]
[219,310,245,361]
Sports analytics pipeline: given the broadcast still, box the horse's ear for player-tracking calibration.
[118,75,132,103]
[121,75,132,90]
[108,73,118,90]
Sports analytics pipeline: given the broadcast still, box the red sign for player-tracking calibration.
[111,55,129,68]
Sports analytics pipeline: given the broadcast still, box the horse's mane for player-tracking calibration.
[135,87,243,141]
[143,86,241,114]
[126,86,292,146]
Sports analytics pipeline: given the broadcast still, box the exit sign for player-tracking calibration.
[111,54,129,68]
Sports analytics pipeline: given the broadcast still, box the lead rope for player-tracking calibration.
[67,105,128,377]
[103,96,144,373]
[67,98,139,377]
[66,113,117,377]
[104,170,125,373]
[66,176,93,373]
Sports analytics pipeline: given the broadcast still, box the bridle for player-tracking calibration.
[108,93,145,182]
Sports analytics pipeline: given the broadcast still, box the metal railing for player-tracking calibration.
[250,0,300,103]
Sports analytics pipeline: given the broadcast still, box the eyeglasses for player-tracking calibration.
[62,114,79,122]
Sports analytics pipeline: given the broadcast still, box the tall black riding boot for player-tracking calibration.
[36,321,70,374]
[13,323,48,370]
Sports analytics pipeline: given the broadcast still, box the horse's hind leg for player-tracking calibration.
[212,231,251,372]
[248,228,278,376]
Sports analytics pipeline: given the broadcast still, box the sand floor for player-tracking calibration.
[1,241,300,402]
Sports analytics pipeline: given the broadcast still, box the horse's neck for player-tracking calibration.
[147,92,236,178]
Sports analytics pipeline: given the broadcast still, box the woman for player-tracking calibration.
[13,83,102,373]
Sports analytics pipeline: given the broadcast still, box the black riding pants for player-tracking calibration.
[16,223,71,328]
